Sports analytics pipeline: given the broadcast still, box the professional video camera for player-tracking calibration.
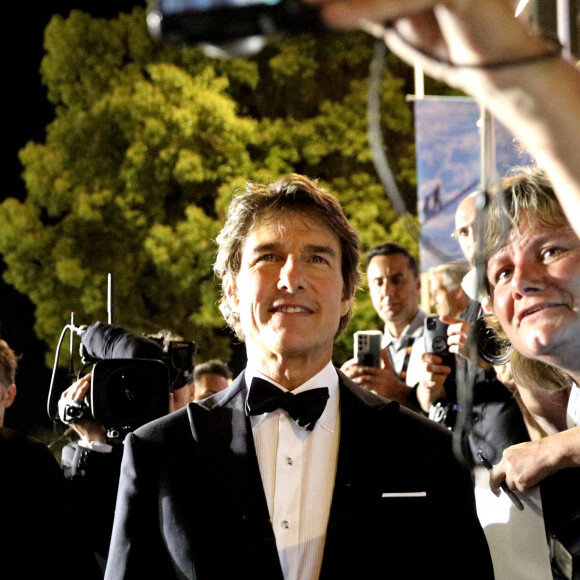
[48,321,196,441]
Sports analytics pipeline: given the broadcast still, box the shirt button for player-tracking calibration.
[285,457,293,466]
[281,520,289,530]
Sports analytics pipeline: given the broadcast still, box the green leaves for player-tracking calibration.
[0,7,425,366]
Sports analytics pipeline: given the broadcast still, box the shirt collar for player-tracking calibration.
[383,308,427,345]
[245,361,339,433]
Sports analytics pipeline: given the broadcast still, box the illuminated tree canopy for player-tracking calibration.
[0,7,428,365]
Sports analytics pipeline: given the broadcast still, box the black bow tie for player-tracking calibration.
[246,377,330,431]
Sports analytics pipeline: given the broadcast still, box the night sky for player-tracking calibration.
[1,2,142,436]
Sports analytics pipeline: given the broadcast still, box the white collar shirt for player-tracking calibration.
[382,308,427,387]
[245,361,340,580]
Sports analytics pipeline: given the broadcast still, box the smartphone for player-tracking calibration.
[424,315,450,357]
[354,330,382,368]
[424,315,456,396]
[147,0,326,46]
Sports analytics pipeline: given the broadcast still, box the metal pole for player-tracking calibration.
[557,0,572,58]
[107,273,115,324]
[414,63,425,99]
[479,104,497,192]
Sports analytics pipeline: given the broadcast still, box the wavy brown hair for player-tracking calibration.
[214,174,361,341]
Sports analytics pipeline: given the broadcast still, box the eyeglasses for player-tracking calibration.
[451,224,474,240]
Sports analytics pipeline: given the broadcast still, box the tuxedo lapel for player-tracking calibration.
[188,375,283,579]
[320,376,400,579]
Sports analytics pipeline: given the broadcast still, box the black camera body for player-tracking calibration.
[151,338,197,391]
[55,322,196,441]
[147,0,325,46]
[58,358,171,442]
[90,358,170,440]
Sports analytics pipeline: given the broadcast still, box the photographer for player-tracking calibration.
[340,242,426,412]
[60,374,124,572]
[55,322,192,572]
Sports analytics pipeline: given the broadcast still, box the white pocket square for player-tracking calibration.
[382,491,427,498]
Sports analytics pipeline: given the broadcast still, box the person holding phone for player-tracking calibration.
[340,242,428,411]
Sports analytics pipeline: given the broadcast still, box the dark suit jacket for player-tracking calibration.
[62,440,124,567]
[105,373,494,580]
[0,427,101,579]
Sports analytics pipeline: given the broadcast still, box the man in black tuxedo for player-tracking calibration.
[105,174,493,580]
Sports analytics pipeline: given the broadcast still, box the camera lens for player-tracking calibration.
[102,367,159,420]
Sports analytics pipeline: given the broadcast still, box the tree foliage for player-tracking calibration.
[0,7,423,367]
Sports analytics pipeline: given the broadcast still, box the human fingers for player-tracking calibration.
[62,374,92,401]
[350,371,381,390]
[425,360,452,376]
[344,363,381,381]
[489,462,507,497]
[305,0,440,31]
[439,314,462,326]
[379,347,392,370]
[340,358,360,375]
[420,352,442,364]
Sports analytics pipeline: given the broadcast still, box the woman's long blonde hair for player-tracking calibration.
[482,167,574,392]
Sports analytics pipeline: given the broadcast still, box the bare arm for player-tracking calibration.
[490,425,580,494]
[416,351,450,412]
[307,0,580,238]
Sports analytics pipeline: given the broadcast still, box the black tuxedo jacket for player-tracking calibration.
[105,372,493,580]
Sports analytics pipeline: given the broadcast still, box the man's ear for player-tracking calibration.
[340,284,356,317]
[4,384,16,409]
[340,294,353,317]
[481,296,493,314]
[224,277,239,311]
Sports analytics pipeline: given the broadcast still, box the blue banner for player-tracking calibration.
[414,96,534,272]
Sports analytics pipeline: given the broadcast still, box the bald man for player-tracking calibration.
[419,193,529,465]
[453,192,478,267]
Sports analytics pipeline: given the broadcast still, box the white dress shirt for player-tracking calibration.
[245,361,340,580]
[382,308,427,387]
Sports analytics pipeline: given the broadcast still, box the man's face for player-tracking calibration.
[226,212,352,367]
[367,254,420,333]
[429,274,465,317]
[454,196,476,264]
[193,373,229,401]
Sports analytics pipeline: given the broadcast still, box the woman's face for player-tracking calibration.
[487,213,580,371]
